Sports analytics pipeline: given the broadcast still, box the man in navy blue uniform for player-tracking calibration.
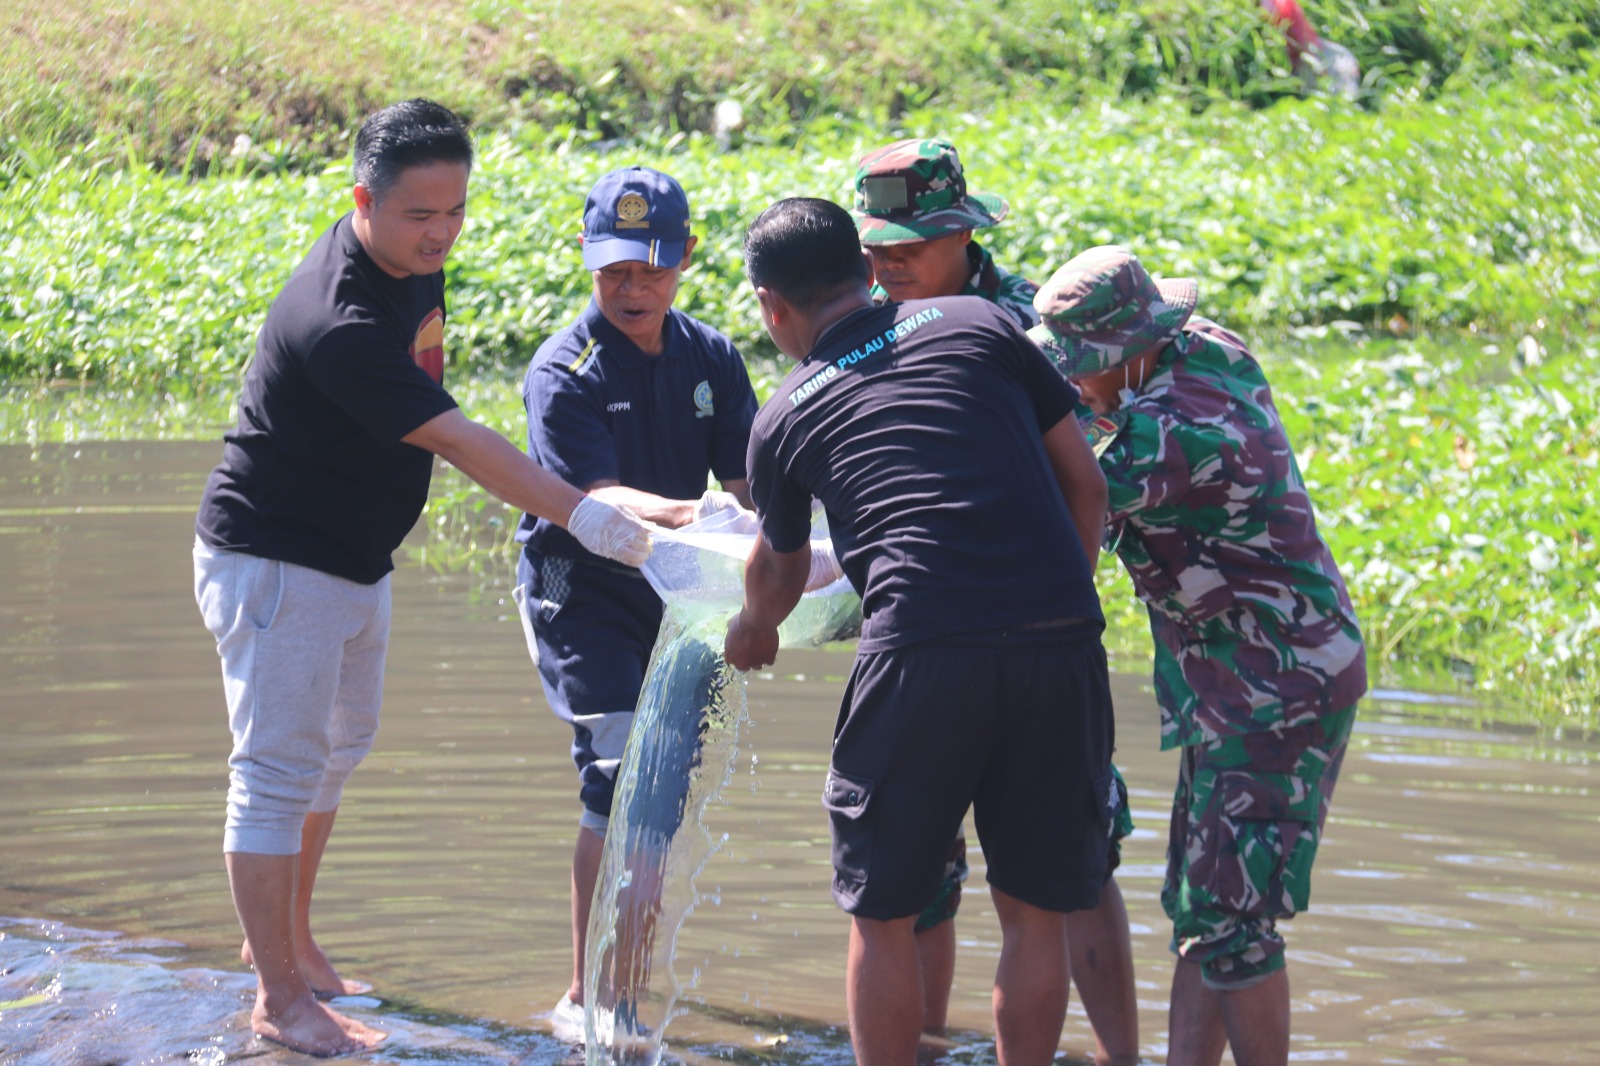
[193,100,651,1057]
[513,165,758,1037]
[724,197,1117,1066]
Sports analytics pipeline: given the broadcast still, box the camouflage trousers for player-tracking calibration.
[1162,704,1357,989]
[917,762,1134,932]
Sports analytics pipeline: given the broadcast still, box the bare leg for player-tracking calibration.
[1219,968,1290,1066]
[915,919,956,1032]
[1064,878,1139,1065]
[567,824,606,1004]
[990,887,1069,1066]
[1166,959,1228,1066]
[240,809,370,998]
[847,915,923,1066]
[226,851,383,1055]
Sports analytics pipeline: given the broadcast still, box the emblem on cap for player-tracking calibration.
[616,193,650,229]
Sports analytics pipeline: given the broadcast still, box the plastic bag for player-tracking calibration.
[582,511,859,1065]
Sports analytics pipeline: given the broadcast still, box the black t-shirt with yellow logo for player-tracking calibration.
[196,213,458,584]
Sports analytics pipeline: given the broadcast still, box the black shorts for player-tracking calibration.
[825,621,1117,920]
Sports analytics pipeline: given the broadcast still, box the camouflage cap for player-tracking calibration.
[852,138,1009,246]
[1026,246,1198,377]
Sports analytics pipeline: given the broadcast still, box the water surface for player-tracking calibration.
[1,442,1596,1063]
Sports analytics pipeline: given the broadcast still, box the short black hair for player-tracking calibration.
[743,198,870,312]
[353,99,473,203]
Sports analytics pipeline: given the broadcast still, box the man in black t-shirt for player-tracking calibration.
[193,99,650,1057]
[725,198,1117,1066]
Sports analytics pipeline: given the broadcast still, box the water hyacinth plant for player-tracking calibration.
[4,74,1596,393]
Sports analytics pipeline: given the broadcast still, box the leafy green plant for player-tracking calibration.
[4,70,1596,395]
[6,0,1597,172]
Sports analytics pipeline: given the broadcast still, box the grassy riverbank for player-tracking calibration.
[2,1,1597,727]
[6,1,1596,173]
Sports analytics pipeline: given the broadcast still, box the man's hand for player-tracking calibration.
[694,489,751,522]
[567,495,652,567]
[724,610,780,672]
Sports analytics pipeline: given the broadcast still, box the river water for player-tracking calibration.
[0,441,1595,1064]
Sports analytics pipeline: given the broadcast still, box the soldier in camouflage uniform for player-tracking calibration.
[851,140,1140,1065]
[1028,245,1367,1066]
[853,137,1040,328]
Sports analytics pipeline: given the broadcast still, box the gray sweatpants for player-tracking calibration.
[193,542,388,855]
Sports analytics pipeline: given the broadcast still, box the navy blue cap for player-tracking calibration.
[581,166,693,270]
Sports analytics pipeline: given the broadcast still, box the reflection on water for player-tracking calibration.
[2,442,1598,1064]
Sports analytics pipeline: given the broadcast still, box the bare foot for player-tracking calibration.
[323,1002,388,1045]
[254,991,383,1056]
[243,938,373,998]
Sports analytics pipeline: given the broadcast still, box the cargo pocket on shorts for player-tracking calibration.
[534,556,572,624]
[1199,770,1322,920]
[822,769,874,892]
[515,556,573,669]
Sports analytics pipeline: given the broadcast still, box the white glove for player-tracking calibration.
[805,538,845,591]
[568,495,652,567]
[694,489,751,522]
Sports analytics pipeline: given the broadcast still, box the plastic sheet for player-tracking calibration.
[582,511,859,1065]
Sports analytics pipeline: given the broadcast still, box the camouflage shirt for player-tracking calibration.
[871,240,1040,329]
[1092,317,1367,750]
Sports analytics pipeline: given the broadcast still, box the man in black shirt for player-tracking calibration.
[194,99,649,1055]
[725,198,1116,1066]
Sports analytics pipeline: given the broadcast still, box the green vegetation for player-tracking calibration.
[4,1,1598,171]
[2,0,1597,727]
[1277,342,1599,722]
[5,77,1596,392]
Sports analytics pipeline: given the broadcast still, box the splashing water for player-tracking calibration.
[582,512,859,1066]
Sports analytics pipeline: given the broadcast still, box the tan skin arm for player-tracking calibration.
[402,408,587,526]
[1042,415,1109,573]
[586,478,753,529]
[723,534,811,671]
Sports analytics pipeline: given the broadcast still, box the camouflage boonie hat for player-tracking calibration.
[853,138,1009,245]
[1026,245,1198,377]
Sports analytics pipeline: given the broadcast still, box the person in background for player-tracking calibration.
[1029,244,1367,1066]
[1261,0,1361,96]
[511,165,758,1042]
[193,99,650,1057]
[727,196,1116,1066]
[851,136,1140,1065]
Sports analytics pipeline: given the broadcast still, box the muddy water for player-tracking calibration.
[1,441,1596,1064]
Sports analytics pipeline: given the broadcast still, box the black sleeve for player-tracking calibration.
[995,315,1080,433]
[746,417,814,555]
